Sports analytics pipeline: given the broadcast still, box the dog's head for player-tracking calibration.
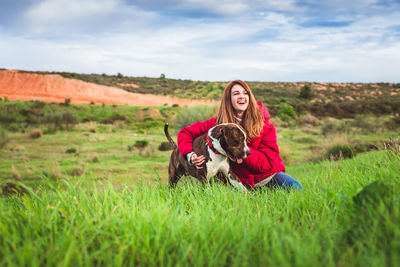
[209,123,251,164]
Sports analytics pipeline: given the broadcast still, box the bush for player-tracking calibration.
[158,141,172,151]
[0,111,25,124]
[42,113,63,131]
[174,105,217,132]
[65,148,77,154]
[62,112,78,130]
[298,112,320,126]
[299,85,314,99]
[134,139,149,149]
[382,138,400,156]
[384,115,400,130]
[70,167,84,176]
[29,129,42,139]
[321,120,350,136]
[8,123,20,132]
[278,104,296,120]
[326,144,355,160]
[32,100,47,109]
[350,115,375,132]
[1,182,29,196]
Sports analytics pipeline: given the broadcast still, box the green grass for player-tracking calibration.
[0,104,398,184]
[0,150,399,266]
[0,101,399,265]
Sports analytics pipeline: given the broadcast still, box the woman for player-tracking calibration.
[177,80,303,190]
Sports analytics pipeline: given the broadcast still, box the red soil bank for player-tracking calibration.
[0,70,213,107]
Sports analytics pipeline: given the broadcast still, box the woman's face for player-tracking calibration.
[230,84,249,115]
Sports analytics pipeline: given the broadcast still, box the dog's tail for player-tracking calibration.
[164,123,177,149]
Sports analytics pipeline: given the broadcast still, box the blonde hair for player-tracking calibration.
[216,80,264,141]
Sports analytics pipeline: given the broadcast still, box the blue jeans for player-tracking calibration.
[266,172,303,190]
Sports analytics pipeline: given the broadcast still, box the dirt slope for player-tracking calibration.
[0,70,214,106]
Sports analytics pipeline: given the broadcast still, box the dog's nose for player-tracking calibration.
[246,150,251,157]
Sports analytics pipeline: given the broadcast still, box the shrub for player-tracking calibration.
[382,138,400,156]
[62,112,78,130]
[299,85,314,99]
[134,139,149,149]
[1,182,29,196]
[32,100,46,109]
[158,141,172,151]
[65,148,77,154]
[27,113,41,124]
[353,142,378,153]
[384,115,400,130]
[326,144,355,160]
[8,123,20,132]
[278,104,296,120]
[29,129,42,139]
[70,168,84,176]
[350,115,375,132]
[42,112,63,131]
[0,111,25,124]
[174,105,217,132]
[91,156,100,163]
[64,98,71,106]
[321,120,350,136]
[298,113,320,126]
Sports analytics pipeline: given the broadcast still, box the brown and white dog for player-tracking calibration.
[164,123,250,191]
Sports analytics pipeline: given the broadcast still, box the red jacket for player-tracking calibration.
[177,102,285,188]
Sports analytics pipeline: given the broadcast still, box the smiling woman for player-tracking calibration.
[177,80,303,190]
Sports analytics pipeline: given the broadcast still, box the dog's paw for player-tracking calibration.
[227,175,248,192]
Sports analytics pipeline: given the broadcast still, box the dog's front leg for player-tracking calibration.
[227,171,249,192]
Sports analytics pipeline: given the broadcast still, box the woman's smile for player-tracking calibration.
[231,84,249,116]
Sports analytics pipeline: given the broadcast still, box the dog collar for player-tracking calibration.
[206,134,220,154]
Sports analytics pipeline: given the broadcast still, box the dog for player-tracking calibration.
[164,123,251,191]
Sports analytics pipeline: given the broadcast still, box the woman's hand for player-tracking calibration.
[191,153,205,169]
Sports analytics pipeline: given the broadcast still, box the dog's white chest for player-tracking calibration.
[205,149,230,179]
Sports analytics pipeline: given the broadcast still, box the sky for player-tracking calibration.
[1,0,400,82]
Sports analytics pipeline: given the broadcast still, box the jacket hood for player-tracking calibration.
[257,101,270,121]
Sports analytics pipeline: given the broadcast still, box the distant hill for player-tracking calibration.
[0,69,215,107]
[2,69,399,117]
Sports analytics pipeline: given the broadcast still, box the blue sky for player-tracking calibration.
[1,0,399,82]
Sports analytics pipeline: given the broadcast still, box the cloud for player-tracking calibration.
[1,0,399,82]
[22,0,158,36]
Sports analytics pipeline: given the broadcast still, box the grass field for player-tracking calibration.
[0,102,399,266]
[0,150,399,266]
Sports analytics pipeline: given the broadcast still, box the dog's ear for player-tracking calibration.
[211,126,223,139]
